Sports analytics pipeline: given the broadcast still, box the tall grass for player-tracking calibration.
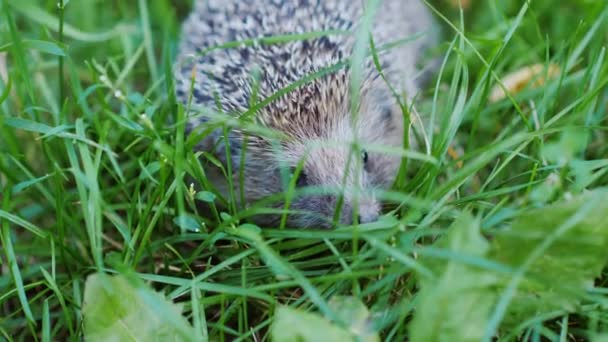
[1,0,607,340]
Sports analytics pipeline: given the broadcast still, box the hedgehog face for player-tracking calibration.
[280,100,405,228]
[284,143,382,228]
[197,72,408,228]
[215,85,406,229]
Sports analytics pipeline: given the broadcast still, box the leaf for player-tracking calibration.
[108,113,144,132]
[410,213,499,342]
[11,173,53,194]
[26,39,67,56]
[3,117,56,135]
[83,272,196,342]
[491,188,608,327]
[489,63,560,103]
[271,306,353,342]
[220,212,232,222]
[0,39,67,56]
[570,159,608,191]
[594,334,608,342]
[541,128,589,165]
[0,209,47,238]
[0,73,11,105]
[410,188,608,341]
[138,161,161,181]
[173,214,202,232]
[195,191,216,203]
[529,173,561,204]
[1,216,36,324]
[127,92,145,106]
[329,296,380,342]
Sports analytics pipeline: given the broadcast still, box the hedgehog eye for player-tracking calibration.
[361,150,369,164]
[361,150,371,172]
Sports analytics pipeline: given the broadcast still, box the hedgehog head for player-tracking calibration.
[204,73,406,229]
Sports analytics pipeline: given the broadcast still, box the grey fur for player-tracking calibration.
[174,0,438,228]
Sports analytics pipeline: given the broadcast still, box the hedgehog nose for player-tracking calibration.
[356,200,380,224]
[358,213,378,224]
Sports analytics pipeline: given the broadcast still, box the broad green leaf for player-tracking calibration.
[220,212,233,222]
[541,128,589,165]
[410,188,608,341]
[127,92,145,106]
[138,161,161,181]
[83,272,196,342]
[195,191,216,203]
[529,173,561,204]
[329,296,380,342]
[271,306,353,342]
[570,159,608,191]
[491,188,608,327]
[593,334,608,342]
[410,213,499,342]
[173,214,202,232]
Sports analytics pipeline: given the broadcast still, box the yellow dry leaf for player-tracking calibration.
[489,63,561,103]
[448,145,464,169]
[448,0,472,10]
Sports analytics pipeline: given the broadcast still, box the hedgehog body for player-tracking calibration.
[175,0,438,228]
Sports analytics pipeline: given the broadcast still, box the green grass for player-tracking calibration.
[1,0,608,341]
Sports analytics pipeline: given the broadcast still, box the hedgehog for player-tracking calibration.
[174,0,438,228]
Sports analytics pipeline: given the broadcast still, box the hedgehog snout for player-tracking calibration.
[338,196,380,225]
[356,199,380,224]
